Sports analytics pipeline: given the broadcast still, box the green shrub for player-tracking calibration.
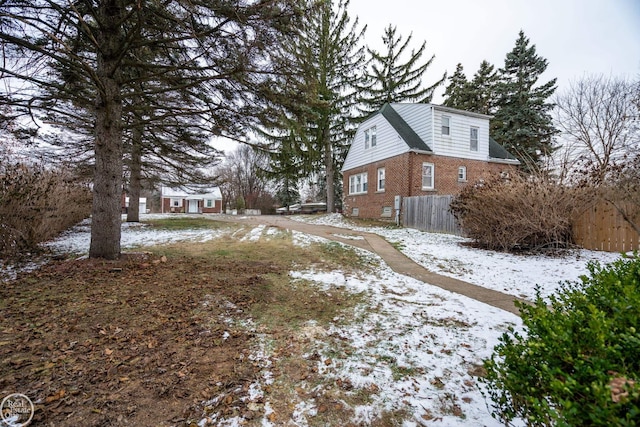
[483,254,640,426]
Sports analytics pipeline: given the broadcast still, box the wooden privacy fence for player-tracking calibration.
[402,195,463,235]
[573,201,639,252]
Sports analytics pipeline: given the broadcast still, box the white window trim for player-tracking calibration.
[377,167,385,192]
[364,126,377,149]
[205,199,213,208]
[171,198,182,207]
[422,162,434,190]
[349,172,368,195]
[458,166,467,182]
[470,127,478,151]
[441,116,450,136]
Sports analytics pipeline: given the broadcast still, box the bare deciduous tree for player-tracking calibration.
[555,74,639,183]
[217,145,273,213]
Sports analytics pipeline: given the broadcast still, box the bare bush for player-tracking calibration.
[0,162,92,257]
[450,174,591,252]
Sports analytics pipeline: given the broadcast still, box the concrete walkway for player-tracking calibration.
[214,215,526,316]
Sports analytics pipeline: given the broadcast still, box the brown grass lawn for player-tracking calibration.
[0,225,392,426]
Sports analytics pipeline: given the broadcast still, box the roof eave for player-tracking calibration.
[409,148,434,155]
[433,104,493,120]
[488,158,521,165]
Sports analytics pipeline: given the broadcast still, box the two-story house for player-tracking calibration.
[341,103,519,219]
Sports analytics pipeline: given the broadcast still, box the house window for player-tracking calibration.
[206,199,213,208]
[349,172,368,195]
[470,127,478,151]
[171,198,182,207]
[422,163,434,190]
[377,167,385,191]
[441,116,450,136]
[364,126,377,149]
[458,166,467,182]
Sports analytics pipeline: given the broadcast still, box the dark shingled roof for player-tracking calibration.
[489,137,518,161]
[380,103,431,152]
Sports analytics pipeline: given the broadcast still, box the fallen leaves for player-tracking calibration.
[0,253,265,426]
[45,389,65,404]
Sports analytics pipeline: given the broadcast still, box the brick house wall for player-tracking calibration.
[161,198,222,214]
[202,199,222,214]
[343,152,516,219]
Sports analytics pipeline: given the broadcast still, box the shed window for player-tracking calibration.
[206,199,213,208]
[171,198,182,207]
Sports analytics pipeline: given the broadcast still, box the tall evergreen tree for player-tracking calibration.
[257,0,367,212]
[442,63,473,110]
[492,31,558,169]
[1,0,298,258]
[468,60,499,115]
[358,24,445,118]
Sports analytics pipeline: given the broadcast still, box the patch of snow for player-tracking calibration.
[291,250,520,425]
[292,231,327,247]
[42,215,228,256]
[292,214,622,300]
[331,233,365,240]
[241,225,266,242]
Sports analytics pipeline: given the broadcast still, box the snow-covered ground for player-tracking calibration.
[1,213,625,426]
[291,213,622,301]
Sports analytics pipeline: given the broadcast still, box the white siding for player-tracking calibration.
[391,103,433,148]
[342,103,493,171]
[342,113,411,171]
[432,109,489,161]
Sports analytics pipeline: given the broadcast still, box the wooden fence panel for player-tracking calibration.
[573,201,640,252]
[402,195,462,235]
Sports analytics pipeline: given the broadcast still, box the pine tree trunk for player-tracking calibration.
[323,129,335,213]
[89,0,124,260]
[127,128,143,223]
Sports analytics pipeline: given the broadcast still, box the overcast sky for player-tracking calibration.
[349,0,640,102]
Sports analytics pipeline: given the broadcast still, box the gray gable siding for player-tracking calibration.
[341,110,413,171]
[432,108,490,161]
[380,104,431,151]
[391,103,434,148]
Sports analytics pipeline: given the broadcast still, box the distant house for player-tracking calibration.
[161,186,222,214]
[122,196,147,214]
[341,103,519,219]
